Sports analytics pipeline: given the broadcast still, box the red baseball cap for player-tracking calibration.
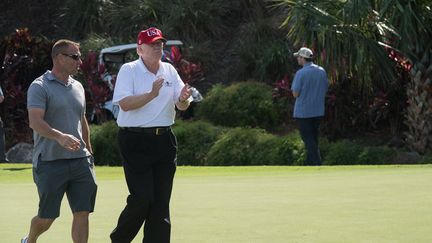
[137,27,167,45]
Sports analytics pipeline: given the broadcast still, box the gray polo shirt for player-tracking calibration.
[27,71,90,166]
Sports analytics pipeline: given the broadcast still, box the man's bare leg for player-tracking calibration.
[71,211,90,243]
[26,216,55,243]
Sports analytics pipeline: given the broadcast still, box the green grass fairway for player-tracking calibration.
[1,164,432,242]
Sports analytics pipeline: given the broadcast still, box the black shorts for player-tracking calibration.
[33,156,97,219]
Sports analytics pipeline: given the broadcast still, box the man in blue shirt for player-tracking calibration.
[291,47,328,165]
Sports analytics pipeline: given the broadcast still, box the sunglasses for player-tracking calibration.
[61,53,82,61]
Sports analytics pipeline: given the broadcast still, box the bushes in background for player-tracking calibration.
[206,127,274,166]
[321,140,397,165]
[322,140,363,165]
[357,146,397,165]
[89,120,407,166]
[195,82,280,129]
[206,127,305,166]
[90,121,121,166]
[173,120,225,166]
[420,155,432,164]
[277,132,306,166]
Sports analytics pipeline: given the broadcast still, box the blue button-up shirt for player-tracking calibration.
[291,62,328,118]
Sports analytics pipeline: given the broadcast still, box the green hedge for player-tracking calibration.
[206,127,275,166]
[89,120,403,166]
[206,128,305,166]
[420,154,432,164]
[279,132,306,166]
[196,82,280,129]
[90,121,121,166]
[357,146,397,165]
[321,140,397,165]
[173,120,225,165]
[322,140,363,165]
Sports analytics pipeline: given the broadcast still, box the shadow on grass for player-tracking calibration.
[1,167,32,171]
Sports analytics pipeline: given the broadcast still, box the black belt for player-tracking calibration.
[120,126,171,135]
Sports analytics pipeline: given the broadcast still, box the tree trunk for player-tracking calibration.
[404,49,432,154]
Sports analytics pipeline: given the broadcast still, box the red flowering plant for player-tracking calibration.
[365,45,410,137]
[163,45,204,119]
[77,51,113,124]
[386,47,412,72]
[0,28,52,147]
[272,74,291,99]
[272,74,295,124]
[367,67,408,138]
[164,46,204,86]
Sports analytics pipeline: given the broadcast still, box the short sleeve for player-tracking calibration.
[291,72,302,93]
[27,82,47,110]
[113,64,134,104]
[173,68,184,102]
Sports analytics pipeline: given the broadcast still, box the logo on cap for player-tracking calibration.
[137,27,166,45]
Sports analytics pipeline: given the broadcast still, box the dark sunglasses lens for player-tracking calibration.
[62,53,81,60]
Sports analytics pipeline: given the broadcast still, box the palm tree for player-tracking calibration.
[59,0,107,39]
[104,0,159,40]
[275,0,432,153]
[386,1,432,154]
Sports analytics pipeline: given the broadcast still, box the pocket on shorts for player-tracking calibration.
[86,155,97,184]
[34,153,44,174]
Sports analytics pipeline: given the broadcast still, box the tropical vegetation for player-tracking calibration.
[275,0,432,153]
[0,0,431,157]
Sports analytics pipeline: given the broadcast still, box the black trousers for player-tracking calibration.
[110,128,177,243]
[296,117,322,166]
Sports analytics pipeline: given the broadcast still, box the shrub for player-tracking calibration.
[206,128,306,166]
[196,82,280,129]
[206,127,274,166]
[357,146,397,165]
[249,136,282,165]
[254,134,304,166]
[90,121,121,166]
[420,154,432,164]
[279,132,306,166]
[322,140,363,165]
[319,137,332,161]
[172,120,225,166]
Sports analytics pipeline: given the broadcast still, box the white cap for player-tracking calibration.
[293,47,313,58]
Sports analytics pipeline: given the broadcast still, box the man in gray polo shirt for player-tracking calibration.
[22,39,97,243]
[291,47,328,165]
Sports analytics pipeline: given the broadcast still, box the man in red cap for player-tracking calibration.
[110,27,192,243]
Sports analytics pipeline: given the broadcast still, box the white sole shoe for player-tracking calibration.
[21,236,28,243]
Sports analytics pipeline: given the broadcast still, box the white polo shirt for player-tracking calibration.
[113,58,190,127]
